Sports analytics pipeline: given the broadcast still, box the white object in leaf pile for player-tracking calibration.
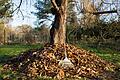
[58,44,74,69]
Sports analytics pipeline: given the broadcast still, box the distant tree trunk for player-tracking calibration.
[50,0,67,44]
[4,28,6,44]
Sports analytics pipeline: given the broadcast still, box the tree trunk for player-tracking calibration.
[50,0,67,44]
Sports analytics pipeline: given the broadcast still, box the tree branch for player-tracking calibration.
[92,10,117,15]
[12,0,23,13]
[13,3,24,19]
[51,0,59,11]
[80,10,117,15]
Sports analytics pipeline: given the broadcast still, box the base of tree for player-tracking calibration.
[3,43,119,79]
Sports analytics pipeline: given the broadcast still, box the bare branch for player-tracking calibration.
[19,9,24,20]
[92,10,117,15]
[13,3,24,19]
[12,0,23,13]
[51,0,59,11]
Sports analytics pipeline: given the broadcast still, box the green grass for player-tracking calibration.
[0,44,42,54]
[0,44,43,64]
[77,43,120,66]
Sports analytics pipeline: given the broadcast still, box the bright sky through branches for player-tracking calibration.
[10,0,37,27]
[9,0,120,28]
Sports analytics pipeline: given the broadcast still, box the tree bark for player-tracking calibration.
[50,0,67,44]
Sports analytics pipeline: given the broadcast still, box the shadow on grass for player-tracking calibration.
[0,44,43,65]
[0,55,16,65]
[0,48,42,64]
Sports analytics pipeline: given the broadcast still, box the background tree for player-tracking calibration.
[0,20,4,44]
[33,0,52,25]
[33,24,50,44]
[15,24,33,44]
[0,0,11,18]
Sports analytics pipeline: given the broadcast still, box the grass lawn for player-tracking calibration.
[0,44,43,64]
[77,42,120,66]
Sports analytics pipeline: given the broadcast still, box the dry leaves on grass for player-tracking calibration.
[4,43,116,79]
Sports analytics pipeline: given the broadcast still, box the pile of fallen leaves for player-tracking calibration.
[3,44,117,79]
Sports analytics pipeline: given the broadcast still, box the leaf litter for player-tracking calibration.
[2,44,119,80]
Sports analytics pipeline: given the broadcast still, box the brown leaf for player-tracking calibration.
[57,69,64,80]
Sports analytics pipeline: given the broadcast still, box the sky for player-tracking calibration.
[10,0,37,28]
[9,0,120,28]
